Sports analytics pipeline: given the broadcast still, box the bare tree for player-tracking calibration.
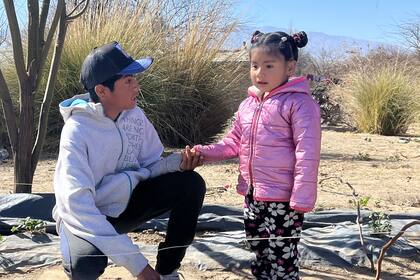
[0,0,89,193]
[397,14,420,57]
[306,48,345,78]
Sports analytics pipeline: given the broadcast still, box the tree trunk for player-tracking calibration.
[14,82,35,193]
[2,0,89,193]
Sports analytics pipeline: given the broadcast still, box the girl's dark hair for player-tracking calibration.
[88,74,123,103]
[250,30,308,61]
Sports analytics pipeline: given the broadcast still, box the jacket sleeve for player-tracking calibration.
[289,95,321,213]
[194,112,242,162]
[146,152,182,178]
[94,169,151,216]
[54,125,148,277]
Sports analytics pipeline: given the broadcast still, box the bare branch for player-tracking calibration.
[39,0,51,51]
[390,14,420,57]
[27,0,39,75]
[67,0,86,17]
[35,0,65,92]
[0,69,18,152]
[319,176,375,271]
[3,0,27,83]
[67,0,89,21]
[0,6,7,46]
[375,221,420,280]
[33,1,73,170]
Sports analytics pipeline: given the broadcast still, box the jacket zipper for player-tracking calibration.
[248,99,265,188]
[114,122,124,161]
[115,118,133,198]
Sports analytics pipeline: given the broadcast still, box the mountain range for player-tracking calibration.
[227,25,394,57]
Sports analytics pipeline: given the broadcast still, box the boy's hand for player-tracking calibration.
[180,145,203,171]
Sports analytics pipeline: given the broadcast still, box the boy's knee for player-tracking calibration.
[69,256,107,280]
[184,171,206,197]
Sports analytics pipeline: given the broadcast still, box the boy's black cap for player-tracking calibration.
[80,41,153,90]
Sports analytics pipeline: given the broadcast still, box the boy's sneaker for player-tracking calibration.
[160,270,182,280]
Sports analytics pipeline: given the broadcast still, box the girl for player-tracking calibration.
[194,31,321,279]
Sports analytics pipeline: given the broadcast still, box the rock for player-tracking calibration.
[0,148,9,161]
[398,137,410,144]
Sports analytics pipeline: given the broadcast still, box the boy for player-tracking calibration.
[53,42,205,280]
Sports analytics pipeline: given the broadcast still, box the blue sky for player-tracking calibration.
[235,0,420,44]
[1,0,418,45]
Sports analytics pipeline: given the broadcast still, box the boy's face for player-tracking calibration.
[97,75,139,119]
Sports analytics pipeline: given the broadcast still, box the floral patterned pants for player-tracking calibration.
[244,191,304,280]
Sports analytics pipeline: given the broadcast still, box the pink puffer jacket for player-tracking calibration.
[195,77,321,212]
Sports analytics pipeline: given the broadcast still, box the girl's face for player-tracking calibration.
[250,47,296,94]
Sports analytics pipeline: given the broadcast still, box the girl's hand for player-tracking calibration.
[180,145,203,171]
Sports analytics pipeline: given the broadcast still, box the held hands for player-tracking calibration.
[137,264,160,280]
[180,145,203,171]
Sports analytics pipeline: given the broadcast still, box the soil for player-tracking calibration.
[0,126,419,279]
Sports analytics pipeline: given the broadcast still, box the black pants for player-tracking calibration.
[63,171,206,279]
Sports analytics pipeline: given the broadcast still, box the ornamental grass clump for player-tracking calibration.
[332,62,419,135]
[1,0,247,151]
[52,0,247,148]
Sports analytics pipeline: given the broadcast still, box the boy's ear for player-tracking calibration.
[287,60,297,76]
[94,84,109,100]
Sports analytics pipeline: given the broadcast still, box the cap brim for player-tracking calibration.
[117,57,153,75]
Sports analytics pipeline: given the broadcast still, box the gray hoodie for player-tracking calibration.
[53,93,181,276]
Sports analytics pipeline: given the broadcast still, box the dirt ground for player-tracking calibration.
[1,126,420,279]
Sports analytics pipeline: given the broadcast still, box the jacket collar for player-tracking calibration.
[247,76,310,101]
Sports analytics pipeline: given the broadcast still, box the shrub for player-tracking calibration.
[49,0,246,149]
[331,60,419,135]
[1,0,247,153]
[0,57,19,152]
[368,211,392,237]
[310,80,342,125]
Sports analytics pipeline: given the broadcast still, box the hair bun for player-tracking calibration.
[292,31,308,48]
[251,30,263,44]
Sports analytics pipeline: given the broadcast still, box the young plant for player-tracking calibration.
[359,196,371,208]
[11,217,47,235]
[368,211,392,237]
[385,154,402,162]
[320,176,375,271]
[349,196,370,209]
[353,152,371,161]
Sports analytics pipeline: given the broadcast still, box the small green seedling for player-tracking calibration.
[386,154,401,162]
[353,152,371,161]
[349,196,370,209]
[368,211,392,237]
[11,217,47,234]
[359,196,370,208]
